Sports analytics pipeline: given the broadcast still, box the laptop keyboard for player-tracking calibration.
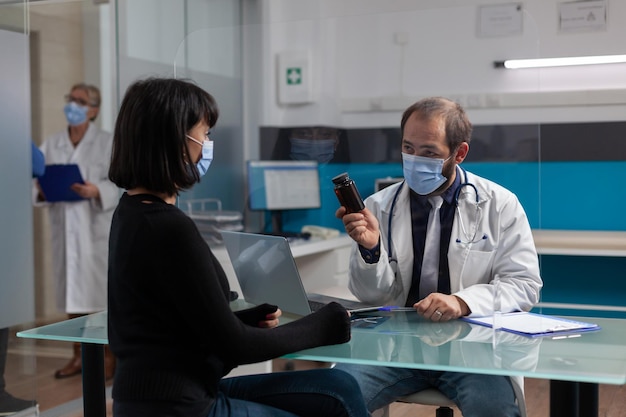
[308,299,327,312]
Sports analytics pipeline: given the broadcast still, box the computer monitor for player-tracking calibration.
[247,160,321,234]
[375,176,403,192]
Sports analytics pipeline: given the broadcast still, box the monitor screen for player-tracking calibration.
[375,176,403,192]
[247,160,321,211]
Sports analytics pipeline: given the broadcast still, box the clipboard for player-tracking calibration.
[460,312,600,338]
[37,164,86,202]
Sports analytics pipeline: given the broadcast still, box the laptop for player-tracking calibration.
[220,230,376,316]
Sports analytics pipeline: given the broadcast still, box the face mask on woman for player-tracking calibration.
[187,135,214,177]
[402,152,452,195]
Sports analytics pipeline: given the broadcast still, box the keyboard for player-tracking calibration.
[261,231,312,240]
[308,299,327,312]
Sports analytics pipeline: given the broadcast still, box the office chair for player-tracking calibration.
[376,383,527,417]
[377,389,455,417]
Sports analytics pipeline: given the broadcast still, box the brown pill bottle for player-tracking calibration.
[332,172,365,213]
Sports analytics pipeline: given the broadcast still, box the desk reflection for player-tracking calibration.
[291,311,541,376]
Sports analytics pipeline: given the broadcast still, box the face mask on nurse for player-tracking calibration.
[64,101,89,126]
[402,153,452,195]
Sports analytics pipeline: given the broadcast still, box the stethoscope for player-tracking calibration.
[387,166,487,264]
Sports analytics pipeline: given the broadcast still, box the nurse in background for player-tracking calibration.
[34,83,118,380]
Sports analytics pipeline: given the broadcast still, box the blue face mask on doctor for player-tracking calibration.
[402,152,452,195]
[187,135,214,178]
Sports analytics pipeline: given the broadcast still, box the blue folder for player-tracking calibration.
[38,164,85,202]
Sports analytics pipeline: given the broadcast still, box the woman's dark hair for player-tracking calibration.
[109,78,219,195]
[400,97,472,151]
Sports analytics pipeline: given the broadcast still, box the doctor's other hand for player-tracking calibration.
[335,206,380,249]
[414,293,471,322]
[258,308,282,328]
[70,180,101,200]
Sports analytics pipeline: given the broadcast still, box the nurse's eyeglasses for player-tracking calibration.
[64,94,96,107]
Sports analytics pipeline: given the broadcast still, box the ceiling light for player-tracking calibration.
[494,54,626,69]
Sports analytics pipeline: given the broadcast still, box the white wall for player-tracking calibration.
[250,0,626,129]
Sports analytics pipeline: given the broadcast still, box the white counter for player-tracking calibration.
[532,229,626,257]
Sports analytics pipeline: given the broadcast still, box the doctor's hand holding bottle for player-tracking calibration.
[335,206,380,250]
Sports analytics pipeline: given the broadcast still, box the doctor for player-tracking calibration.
[334,97,542,417]
[34,83,119,379]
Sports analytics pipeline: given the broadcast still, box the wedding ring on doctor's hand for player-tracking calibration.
[434,310,443,319]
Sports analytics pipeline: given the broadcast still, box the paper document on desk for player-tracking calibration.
[461,312,600,337]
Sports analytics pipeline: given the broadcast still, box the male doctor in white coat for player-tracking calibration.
[34,83,119,379]
[334,97,542,417]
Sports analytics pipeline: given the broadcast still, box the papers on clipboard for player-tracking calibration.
[461,312,600,338]
[37,164,85,202]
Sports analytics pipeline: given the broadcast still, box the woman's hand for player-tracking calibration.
[258,308,282,328]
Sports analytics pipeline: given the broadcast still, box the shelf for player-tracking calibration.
[532,229,626,257]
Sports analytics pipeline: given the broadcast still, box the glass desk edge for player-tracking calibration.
[16,310,108,345]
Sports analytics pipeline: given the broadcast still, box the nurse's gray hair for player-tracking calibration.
[400,97,473,151]
[70,82,101,121]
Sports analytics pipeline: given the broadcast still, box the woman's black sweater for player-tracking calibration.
[107,193,350,412]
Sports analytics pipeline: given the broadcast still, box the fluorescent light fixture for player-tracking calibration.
[494,54,626,69]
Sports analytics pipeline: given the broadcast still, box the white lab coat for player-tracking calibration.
[34,123,119,313]
[348,169,542,317]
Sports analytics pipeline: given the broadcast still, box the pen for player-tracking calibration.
[349,306,416,314]
[379,306,416,312]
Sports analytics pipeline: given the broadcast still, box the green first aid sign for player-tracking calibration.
[277,51,312,104]
[286,67,302,85]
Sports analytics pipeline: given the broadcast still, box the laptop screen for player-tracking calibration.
[220,231,313,316]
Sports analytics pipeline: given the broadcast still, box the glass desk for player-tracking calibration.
[17,310,626,417]
[284,311,626,417]
[17,312,108,417]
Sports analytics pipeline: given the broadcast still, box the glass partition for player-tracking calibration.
[254,4,543,236]
[239,2,626,319]
[0,1,114,413]
[0,1,38,413]
[0,0,34,330]
[114,0,244,214]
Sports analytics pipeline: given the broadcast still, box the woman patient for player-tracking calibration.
[107,77,367,417]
